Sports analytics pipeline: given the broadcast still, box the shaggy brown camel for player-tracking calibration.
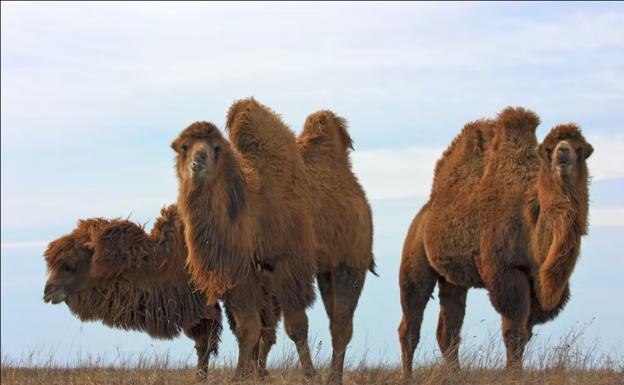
[43,205,222,379]
[172,98,318,379]
[297,111,376,385]
[398,107,593,380]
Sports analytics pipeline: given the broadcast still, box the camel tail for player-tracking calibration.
[369,257,379,277]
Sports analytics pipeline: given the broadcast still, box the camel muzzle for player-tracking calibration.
[555,146,572,175]
[190,152,207,174]
[44,283,67,304]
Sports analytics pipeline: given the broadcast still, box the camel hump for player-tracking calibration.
[90,219,150,278]
[300,110,353,152]
[496,106,540,135]
[430,118,495,195]
[225,97,299,170]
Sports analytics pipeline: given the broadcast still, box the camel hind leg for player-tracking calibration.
[398,256,437,381]
[272,268,316,379]
[324,264,367,385]
[436,277,467,367]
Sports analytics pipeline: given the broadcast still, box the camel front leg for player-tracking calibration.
[486,267,531,369]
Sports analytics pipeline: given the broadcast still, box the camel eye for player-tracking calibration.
[213,146,221,160]
[61,264,75,273]
[575,147,583,158]
[545,148,553,159]
[180,143,189,154]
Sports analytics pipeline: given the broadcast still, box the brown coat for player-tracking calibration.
[398,107,593,377]
[43,206,222,377]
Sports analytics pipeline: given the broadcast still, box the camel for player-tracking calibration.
[297,110,376,385]
[398,107,593,380]
[172,98,318,379]
[43,205,222,379]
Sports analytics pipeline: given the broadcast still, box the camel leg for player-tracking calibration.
[281,305,315,378]
[487,268,531,369]
[317,271,334,322]
[436,278,467,367]
[326,265,367,385]
[224,288,263,380]
[398,260,437,381]
[258,298,281,378]
[183,315,222,380]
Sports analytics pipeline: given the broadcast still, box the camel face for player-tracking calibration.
[554,140,575,177]
[43,237,94,304]
[539,124,593,184]
[172,121,225,186]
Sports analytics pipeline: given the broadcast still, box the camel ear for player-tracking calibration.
[583,142,594,159]
[171,138,181,153]
[228,170,246,220]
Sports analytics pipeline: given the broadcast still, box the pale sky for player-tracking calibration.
[2,2,623,367]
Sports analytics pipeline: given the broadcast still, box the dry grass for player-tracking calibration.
[2,364,623,385]
[3,326,623,385]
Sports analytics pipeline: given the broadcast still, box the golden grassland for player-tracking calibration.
[2,327,623,385]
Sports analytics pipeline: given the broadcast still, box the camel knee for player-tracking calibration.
[283,311,309,346]
[330,318,353,352]
[234,315,262,347]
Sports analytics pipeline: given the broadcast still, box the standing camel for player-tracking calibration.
[398,107,593,380]
[172,98,318,379]
[298,111,376,385]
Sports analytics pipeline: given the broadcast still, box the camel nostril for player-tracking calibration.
[193,152,207,163]
[44,283,56,295]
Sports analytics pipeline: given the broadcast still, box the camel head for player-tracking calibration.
[43,223,99,304]
[172,121,230,188]
[538,124,593,185]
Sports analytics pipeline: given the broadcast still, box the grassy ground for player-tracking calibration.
[3,327,623,385]
[2,365,623,385]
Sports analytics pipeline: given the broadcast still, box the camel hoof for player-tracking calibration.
[258,368,269,379]
[195,368,208,380]
[325,372,342,385]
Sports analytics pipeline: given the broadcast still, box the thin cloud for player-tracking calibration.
[353,133,624,201]
[1,240,49,250]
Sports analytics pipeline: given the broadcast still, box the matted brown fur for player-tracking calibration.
[43,205,222,378]
[173,98,317,379]
[398,107,593,379]
[297,110,375,385]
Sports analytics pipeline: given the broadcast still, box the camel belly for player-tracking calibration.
[426,253,485,288]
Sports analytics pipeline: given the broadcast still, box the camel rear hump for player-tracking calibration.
[495,107,540,143]
[226,97,300,170]
[299,110,354,156]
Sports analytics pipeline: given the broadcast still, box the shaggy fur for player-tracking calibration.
[43,206,222,379]
[173,98,317,379]
[297,110,375,385]
[398,107,593,379]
